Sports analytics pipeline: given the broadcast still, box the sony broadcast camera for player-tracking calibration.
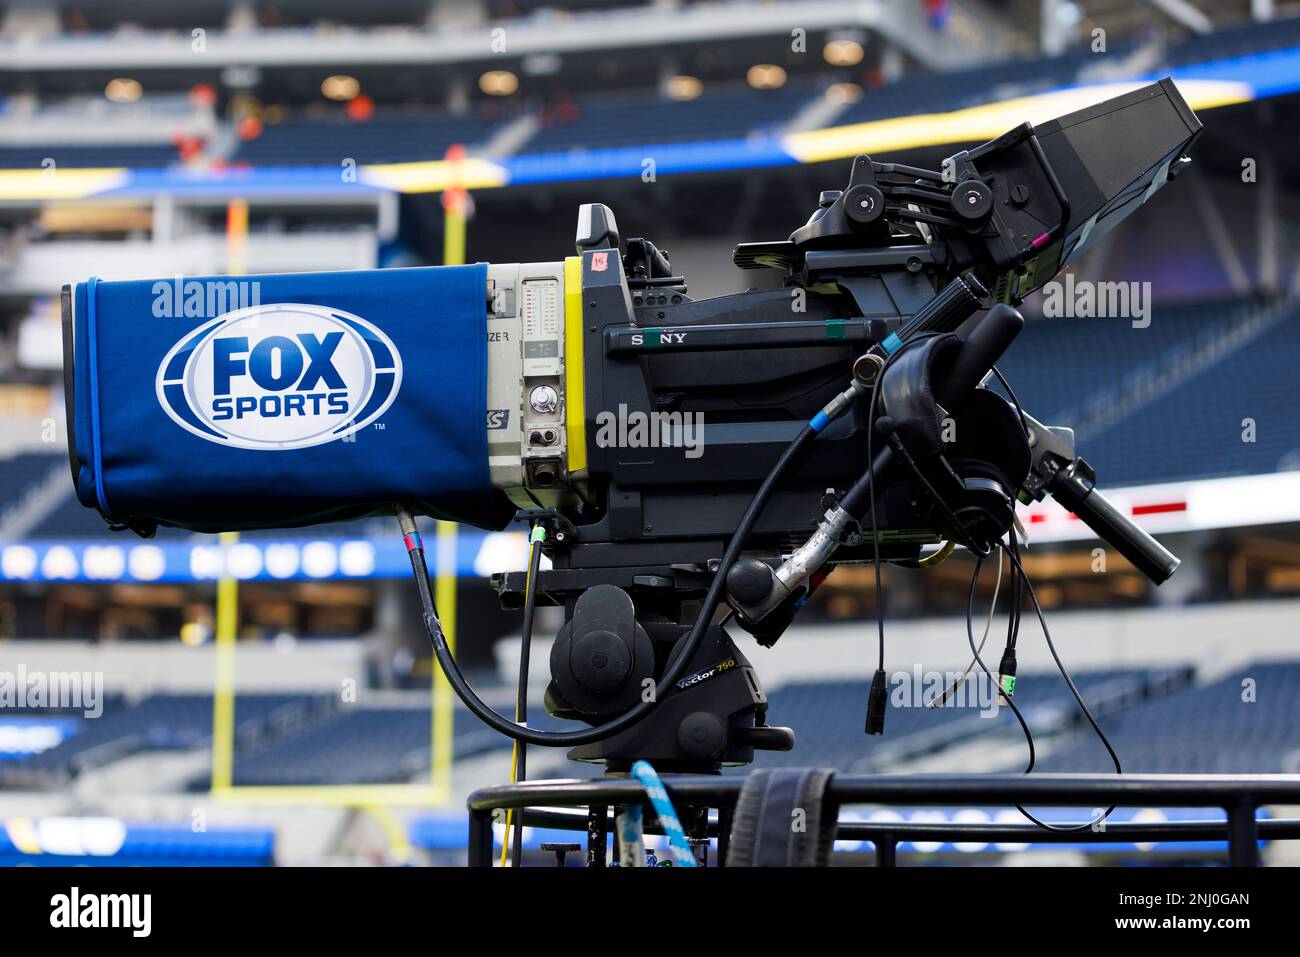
[63,80,1199,772]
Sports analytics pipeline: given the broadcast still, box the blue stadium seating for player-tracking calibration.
[522,79,822,153]
[0,144,180,169]
[833,13,1300,131]
[1029,662,1300,773]
[751,667,1191,771]
[229,706,506,786]
[0,685,525,790]
[231,111,505,166]
[15,13,1300,172]
[837,49,1104,127]
[0,452,62,514]
[996,296,1259,423]
[0,693,331,787]
[3,663,1288,787]
[1163,13,1300,66]
[1080,307,1300,485]
[995,296,1300,486]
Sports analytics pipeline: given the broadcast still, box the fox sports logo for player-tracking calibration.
[156,303,402,450]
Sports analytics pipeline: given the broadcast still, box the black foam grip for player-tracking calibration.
[936,303,1024,409]
[898,273,987,340]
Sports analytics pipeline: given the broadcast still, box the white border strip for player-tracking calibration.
[1018,472,1300,543]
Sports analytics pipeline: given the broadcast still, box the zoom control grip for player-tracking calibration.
[1047,458,1180,585]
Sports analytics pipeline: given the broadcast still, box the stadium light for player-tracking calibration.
[479,70,519,96]
[665,75,703,100]
[824,38,865,66]
[321,74,361,101]
[825,81,863,104]
[747,64,788,89]
[104,78,142,103]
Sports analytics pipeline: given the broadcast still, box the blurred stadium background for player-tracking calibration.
[2,0,1300,866]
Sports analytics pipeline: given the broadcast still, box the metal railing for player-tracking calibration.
[466,773,1300,867]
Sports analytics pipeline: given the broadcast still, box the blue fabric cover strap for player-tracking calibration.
[83,275,112,517]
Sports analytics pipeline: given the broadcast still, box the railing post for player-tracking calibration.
[876,835,898,867]
[468,807,495,868]
[1227,802,1260,867]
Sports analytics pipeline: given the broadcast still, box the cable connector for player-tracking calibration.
[865,668,889,735]
[397,508,423,553]
[997,647,1018,699]
[810,379,867,433]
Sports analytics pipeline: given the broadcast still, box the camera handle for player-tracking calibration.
[1038,444,1180,584]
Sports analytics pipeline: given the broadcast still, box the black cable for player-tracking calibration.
[859,330,989,734]
[858,332,950,670]
[1001,540,1123,779]
[990,364,1030,441]
[879,359,1120,832]
[860,347,894,734]
[859,333,960,734]
[400,420,820,747]
[509,528,544,867]
[1006,531,1023,650]
[981,363,1030,651]
[963,551,1120,832]
[985,362,1027,649]
[865,360,889,672]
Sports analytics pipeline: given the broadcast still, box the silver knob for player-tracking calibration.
[529,385,559,415]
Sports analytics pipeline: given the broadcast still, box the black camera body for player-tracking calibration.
[492,79,1200,770]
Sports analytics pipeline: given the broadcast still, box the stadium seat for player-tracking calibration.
[1030,662,1300,773]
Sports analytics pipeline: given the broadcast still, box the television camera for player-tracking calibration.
[63,79,1200,779]
[453,79,1198,770]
